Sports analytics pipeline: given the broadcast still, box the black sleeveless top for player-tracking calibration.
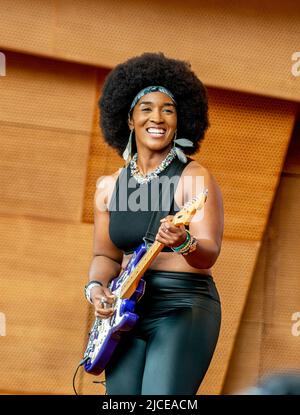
[108,157,192,254]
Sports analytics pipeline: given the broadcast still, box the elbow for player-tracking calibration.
[206,244,222,268]
[93,253,122,266]
[187,253,218,270]
[196,242,221,269]
[202,255,218,269]
[197,256,217,270]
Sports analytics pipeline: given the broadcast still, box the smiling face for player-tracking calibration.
[128,91,177,154]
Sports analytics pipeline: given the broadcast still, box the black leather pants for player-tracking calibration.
[105,270,221,395]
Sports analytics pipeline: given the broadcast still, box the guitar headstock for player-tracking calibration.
[172,189,208,226]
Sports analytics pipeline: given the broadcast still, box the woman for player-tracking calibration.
[85,52,224,395]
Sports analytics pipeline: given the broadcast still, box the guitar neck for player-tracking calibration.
[119,190,208,299]
[120,240,164,299]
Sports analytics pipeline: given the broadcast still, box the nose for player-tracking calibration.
[150,108,163,123]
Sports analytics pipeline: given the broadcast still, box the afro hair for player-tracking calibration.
[99,52,209,156]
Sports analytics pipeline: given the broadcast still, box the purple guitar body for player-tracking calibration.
[83,242,148,375]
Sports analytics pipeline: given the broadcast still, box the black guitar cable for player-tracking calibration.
[72,356,89,395]
[72,357,107,395]
[92,379,108,395]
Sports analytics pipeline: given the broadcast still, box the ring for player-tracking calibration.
[163,225,168,233]
[100,297,108,306]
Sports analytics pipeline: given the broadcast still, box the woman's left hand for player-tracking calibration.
[155,215,187,248]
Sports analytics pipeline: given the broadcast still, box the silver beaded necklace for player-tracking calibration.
[129,147,177,184]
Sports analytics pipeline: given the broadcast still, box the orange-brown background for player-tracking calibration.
[0,0,299,394]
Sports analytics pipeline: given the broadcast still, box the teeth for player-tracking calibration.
[147,128,165,134]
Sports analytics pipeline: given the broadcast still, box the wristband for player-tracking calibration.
[84,280,103,304]
[171,230,191,253]
[181,236,198,256]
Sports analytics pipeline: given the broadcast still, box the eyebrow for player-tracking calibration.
[139,101,176,107]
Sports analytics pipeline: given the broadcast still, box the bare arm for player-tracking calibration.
[156,163,224,269]
[183,165,224,269]
[87,176,124,318]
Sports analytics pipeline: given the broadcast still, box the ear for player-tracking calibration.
[128,115,134,130]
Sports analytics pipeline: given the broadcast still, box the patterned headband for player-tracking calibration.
[128,85,176,115]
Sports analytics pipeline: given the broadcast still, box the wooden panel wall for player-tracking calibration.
[0,0,299,101]
[0,52,97,393]
[222,119,300,394]
[183,93,296,395]
[0,54,296,394]
[0,218,93,393]
[0,52,97,221]
[0,1,299,396]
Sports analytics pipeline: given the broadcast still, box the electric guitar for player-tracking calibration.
[83,189,208,375]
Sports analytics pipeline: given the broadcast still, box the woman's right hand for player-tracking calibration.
[90,285,116,319]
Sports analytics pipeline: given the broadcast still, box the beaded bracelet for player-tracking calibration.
[178,238,193,254]
[171,230,198,256]
[171,230,191,253]
[182,236,198,256]
[179,239,194,254]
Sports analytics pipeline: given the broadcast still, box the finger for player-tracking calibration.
[167,222,186,231]
[156,229,182,244]
[93,295,106,305]
[101,295,115,306]
[158,228,170,238]
[95,311,114,319]
[159,224,177,236]
[95,307,114,316]
[95,291,116,305]
[155,235,169,245]
[160,215,174,223]
[95,300,114,309]
[167,227,187,239]
[95,311,113,318]
[162,223,178,233]
[159,224,169,234]
[103,287,116,298]
[161,221,184,234]
[159,226,179,241]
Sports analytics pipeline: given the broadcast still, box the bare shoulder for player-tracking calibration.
[183,159,218,183]
[183,160,220,191]
[176,159,222,206]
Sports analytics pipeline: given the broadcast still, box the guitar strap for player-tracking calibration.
[142,157,192,249]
